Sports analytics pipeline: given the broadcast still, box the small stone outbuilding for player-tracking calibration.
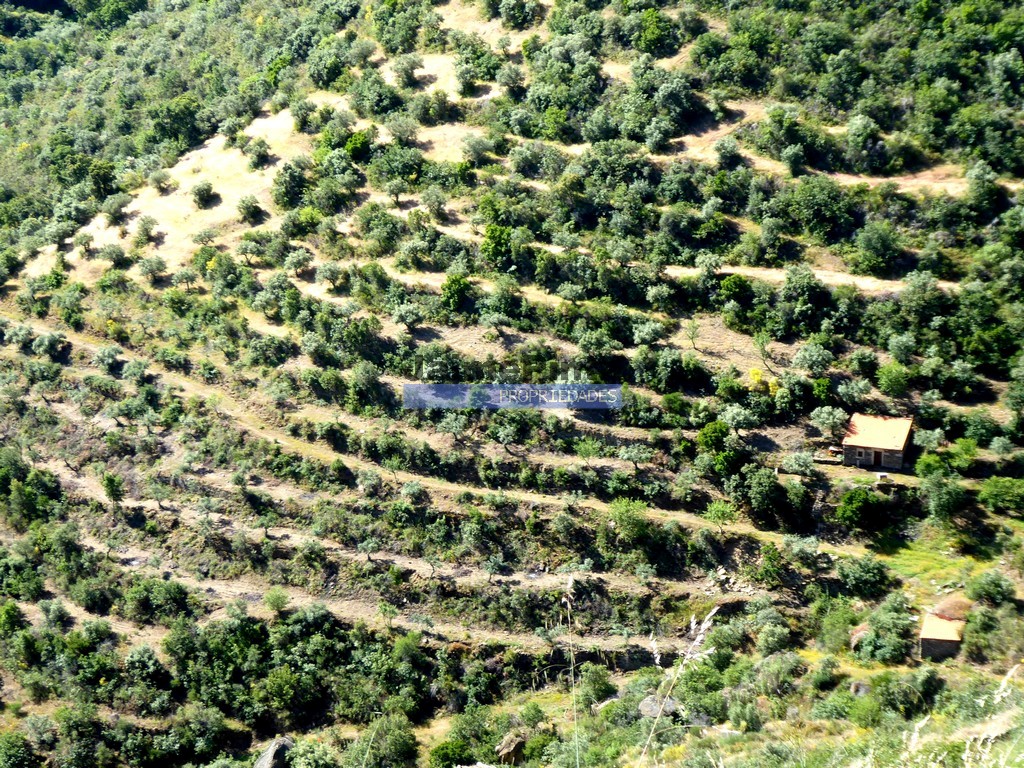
[842,414,913,470]
[919,595,973,661]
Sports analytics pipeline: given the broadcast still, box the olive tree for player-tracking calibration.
[704,499,737,532]
[836,377,871,406]
[421,186,448,221]
[877,362,910,397]
[316,261,345,290]
[392,303,424,331]
[93,345,122,374]
[284,250,313,277]
[238,195,265,224]
[191,181,216,209]
[850,221,902,276]
[138,256,167,285]
[617,443,655,470]
[720,404,759,437]
[781,452,816,476]
[392,54,423,88]
[809,406,848,442]
[437,412,469,444]
[793,342,835,377]
[148,169,175,193]
[887,332,916,365]
[171,268,199,291]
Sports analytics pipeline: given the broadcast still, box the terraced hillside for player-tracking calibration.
[2,0,1024,765]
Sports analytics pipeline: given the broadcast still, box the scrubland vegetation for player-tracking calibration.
[1,0,1024,764]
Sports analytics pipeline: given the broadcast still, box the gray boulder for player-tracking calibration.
[850,681,872,698]
[638,695,678,718]
[253,736,294,768]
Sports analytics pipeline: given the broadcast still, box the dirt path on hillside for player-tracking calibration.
[65,522,689,654]
[43,457,678,600]
[825,164,971,196]
[289,401,633,471]
[10,574,167,650]
[663,264,958,295]
[645,99,984,198]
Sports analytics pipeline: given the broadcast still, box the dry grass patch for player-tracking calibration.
[665,312,797,375]
[69,107,317,277]
[418,121,484,162]
[602,59,633,83]
[663,263,958,295]
[826,163,969,196]
[306,89,353,111]
[238,306,294,340]
[385,52,463,97]
[436,0,551,50]
[244,107,314,163]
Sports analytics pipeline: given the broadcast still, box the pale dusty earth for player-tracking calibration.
[383,52,469,103]
[436,0,553,50]
[663,264,959,295]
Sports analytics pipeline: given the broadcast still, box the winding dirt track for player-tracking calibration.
[41,473,692,655]
[44,456,672,600]
[663,265,959,295]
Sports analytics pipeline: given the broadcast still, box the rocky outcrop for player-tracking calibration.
[638,695,678,718]
[253,737,294,768]
[495,729,528,764]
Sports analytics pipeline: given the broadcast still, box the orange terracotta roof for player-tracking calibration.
[842,414,913,451]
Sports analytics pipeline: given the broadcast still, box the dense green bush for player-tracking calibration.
[837,555,892,599]
[966,571,1016,606]
[856,593,915,665]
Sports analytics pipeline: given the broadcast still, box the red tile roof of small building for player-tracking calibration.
[842,414,913,451]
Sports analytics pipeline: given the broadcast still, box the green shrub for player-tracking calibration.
[837,555,892,599]
[191,181,216,209]
[429,740,472,768]
[834,488,888,531]
[978,477,1024,516]
[727,699,762,732]
[579,662,617,707]
[341,714,416,768]
[848,693,884,727]
[0,732,39,768]
[966,570,1015,605]
[755,623,791,656]
[856,593,915,665]
[811,689,853,720]
[523,732,556,762]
